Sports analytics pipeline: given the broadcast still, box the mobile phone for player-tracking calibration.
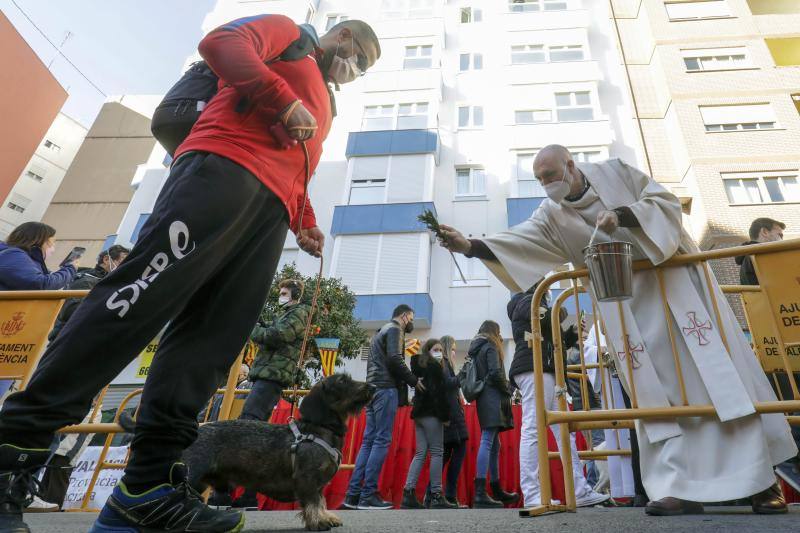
[61,246,86,266]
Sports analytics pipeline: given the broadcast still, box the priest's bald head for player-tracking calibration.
[533,144,585,199]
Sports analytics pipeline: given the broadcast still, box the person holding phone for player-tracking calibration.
[49,245,130,341]
[0,222,77,290]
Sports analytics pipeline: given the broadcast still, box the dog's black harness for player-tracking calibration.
[289,419,341,468]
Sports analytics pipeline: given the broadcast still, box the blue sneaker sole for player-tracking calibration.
[89,512,245,533]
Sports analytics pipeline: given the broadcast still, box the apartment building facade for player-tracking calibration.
[109,0,641,380]
[0,113,87,240]
[611,0,800,289]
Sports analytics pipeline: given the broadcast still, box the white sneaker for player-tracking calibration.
[26,496,59,513]
[576,490,610,508]
[522,499,562,508]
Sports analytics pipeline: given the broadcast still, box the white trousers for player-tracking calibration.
[517,371,591,507]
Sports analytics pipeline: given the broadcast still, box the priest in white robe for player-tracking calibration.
[438,145,797,516]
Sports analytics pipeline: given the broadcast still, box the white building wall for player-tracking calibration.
[0,113,87,239]
[114,0,641,381]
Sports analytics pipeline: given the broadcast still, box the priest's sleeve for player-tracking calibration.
[612,159,684,265]
[476,208,569,293]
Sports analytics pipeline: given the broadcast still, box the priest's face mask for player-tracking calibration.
[542,161,571,204]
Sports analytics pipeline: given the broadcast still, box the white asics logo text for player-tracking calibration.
[106,221,196,318]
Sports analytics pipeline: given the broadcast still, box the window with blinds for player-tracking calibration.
[333,234,427,295]
[699,104,777,132]
[348,155,427,204]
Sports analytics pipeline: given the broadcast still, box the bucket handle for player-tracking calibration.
[588,220,601,248]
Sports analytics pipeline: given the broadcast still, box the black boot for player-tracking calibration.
[0,444,51,533]
[429,492,457,509]
[472,478,503,509]
[490,480,519,505]
[445,492,467,509]
[401,488,423,509]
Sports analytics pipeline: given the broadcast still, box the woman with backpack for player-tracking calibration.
[469,321,519,508]
[0,222,77,290]
[401,339,455,509]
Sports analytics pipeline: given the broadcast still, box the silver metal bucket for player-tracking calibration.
[583,241,633,302]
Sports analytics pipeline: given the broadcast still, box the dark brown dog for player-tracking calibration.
[182,374,374,530]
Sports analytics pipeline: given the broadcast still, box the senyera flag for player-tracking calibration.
[315,338,341,377]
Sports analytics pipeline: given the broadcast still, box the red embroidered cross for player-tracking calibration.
[682,312,713,346]
[616,335,644,369]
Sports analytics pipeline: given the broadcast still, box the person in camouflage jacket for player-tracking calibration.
[240,279,310,421]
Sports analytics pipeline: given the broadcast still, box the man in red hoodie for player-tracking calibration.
[0,15,380,533]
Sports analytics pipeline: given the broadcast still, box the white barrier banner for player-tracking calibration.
[62,446,128,510]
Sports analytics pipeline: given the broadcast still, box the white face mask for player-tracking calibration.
[544,162,571,204]
[278,295,292,306]
[431,350,443,361]
[328,37,361,84]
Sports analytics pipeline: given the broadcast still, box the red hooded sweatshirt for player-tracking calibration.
[175,14,333,233]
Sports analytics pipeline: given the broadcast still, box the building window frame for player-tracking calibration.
[452,255,489,287]
[43,139,61,152]
[460,6,483,23]
[514,109,553,124]
[555,91,594,122]
[6,202,25,214]
[403,44,434,69]
[700,103,778,133]
[664,0,733,22]
[324,13,349,31]
[455,167,487,198]
[460,52,484,71]
[508,0,569,13]
[362,102,430,131]
[25,170,44,182]
[682,46,752,72]
[457,105,484,129]
[348,178,388,205]
[722,171,800,205]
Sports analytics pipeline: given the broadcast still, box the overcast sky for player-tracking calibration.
[2,0,215,127]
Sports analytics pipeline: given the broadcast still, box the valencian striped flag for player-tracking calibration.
[404,338,420,356]
[315,338,341,377]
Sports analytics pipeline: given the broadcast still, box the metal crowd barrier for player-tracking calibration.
[522,238,800,517]
[0,289,353,512]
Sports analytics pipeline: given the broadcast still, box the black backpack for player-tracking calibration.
[150,23,318,157]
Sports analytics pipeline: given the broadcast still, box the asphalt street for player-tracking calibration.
[26,505,800,532]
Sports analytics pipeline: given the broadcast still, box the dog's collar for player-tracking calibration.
[288,419,342,467]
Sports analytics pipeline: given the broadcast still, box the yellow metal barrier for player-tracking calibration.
[521,238,800,518]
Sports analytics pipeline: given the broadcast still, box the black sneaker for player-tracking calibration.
[0,444,51,533]
[339,494,360,510]
[89,463,244,532]
[357,493,393,510]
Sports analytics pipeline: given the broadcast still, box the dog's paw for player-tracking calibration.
[323,512,343,528]
[305,522,332,531]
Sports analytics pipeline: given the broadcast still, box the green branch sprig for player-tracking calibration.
[418,209,467,284]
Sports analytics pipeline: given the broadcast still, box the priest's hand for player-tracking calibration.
[597,210,619,234]
[438,224,472,255]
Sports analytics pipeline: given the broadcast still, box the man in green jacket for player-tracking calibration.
[240,279,310,421]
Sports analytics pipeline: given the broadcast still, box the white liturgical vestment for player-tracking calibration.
[479,159,797,501]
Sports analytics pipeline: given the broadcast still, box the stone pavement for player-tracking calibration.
[26,505,800,532]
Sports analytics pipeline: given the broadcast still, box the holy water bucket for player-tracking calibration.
[582,241,633,302]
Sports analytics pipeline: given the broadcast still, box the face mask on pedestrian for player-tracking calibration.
[328,35,361,85]
[278,295,292,306]
[43,243,55,261]
[431,349,443,361]
[544,161,571,204]
[404,314,415,334]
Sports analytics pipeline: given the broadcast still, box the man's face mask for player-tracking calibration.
[544,161,571,204]
[278,293,292,306]
[404,315,415,334]
[328,35,361,85]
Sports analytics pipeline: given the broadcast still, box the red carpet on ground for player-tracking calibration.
[237,399,799,509]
